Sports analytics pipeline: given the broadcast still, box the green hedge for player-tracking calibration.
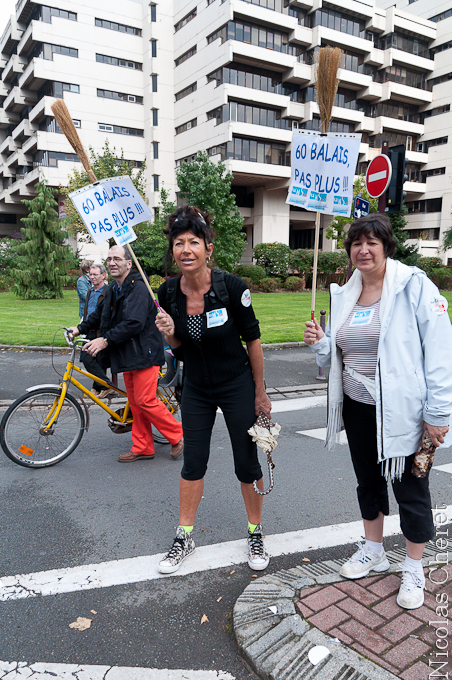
[234,264,266,283]
[253,243,291,276]
[258,277,279,293]
[283,276,305,291]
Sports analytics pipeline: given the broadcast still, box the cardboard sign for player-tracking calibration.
[286,131,362,217]
[69,175,152,246]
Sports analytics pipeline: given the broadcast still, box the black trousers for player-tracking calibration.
[80,350,112,392]
[180,369,263,484]
[342,394,434,544]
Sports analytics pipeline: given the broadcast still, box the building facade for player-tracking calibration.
[0,0,451,263]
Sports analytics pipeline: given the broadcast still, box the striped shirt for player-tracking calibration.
[336,299,381,405]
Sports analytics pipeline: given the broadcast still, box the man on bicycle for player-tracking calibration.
[69,245,184,463]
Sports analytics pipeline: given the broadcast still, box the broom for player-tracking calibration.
[50,99,161,309]
[311,46,342,320]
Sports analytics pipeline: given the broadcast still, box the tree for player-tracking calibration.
[60,140,146,241]
[441,224,452,252]
[12,178,75,299]
[388,205,419,265]
[176,151,245,271]
[131,186,176,276]
[325,175,378,247]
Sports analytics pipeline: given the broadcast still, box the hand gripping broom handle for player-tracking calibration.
[51,99,161,311]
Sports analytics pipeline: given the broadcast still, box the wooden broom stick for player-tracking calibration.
[51,99,160,309]
[311,46,342,320]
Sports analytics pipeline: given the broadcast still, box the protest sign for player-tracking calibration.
[286,131,361,217]
[69,175,152,247]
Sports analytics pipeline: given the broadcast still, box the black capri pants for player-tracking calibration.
[180,369,263,484]
[342,394,434,544]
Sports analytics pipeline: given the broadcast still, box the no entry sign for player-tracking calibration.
[365,155,392,198]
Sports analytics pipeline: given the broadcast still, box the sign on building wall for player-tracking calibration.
[69,176,152,247]
[286,131,362,217]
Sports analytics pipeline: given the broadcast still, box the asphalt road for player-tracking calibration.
[0,348,450,678]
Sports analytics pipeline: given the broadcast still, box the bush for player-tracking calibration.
[283,276,305,292]
[234,264,266,284]
[258,277,279,293]
[253,243,291,277]
[430,268,452,291]
[240,276,258,291]
[66,268,80,290]
[417,257,443,275]
[0,273,12,291]
[289,249,314,274]
[149,274,165,290]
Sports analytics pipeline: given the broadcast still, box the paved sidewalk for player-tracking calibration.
[233,542,451,679]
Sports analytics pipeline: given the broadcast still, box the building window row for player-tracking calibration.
[377,32,431,60]
[114,158,143,168]
[212,101,295,130]
[429,9,452,22]
[208,21,292,54]
[176,153,198,167]
[175,8,196,32]
[97,89,143,104]
[418,136,448,151]
[423,167,446,179]
[367,101,420,123]
[176,118,197,135]
[430,41,452,55]
[96,53,143,70]
[31,5,77,23]
[375,66,427,90]
[95,18,141,36]
[38,81,80,98]
[369,132,415,149]
[407,228,440,240]
[175,82,197,101]
[428,72,452,89]
[423,104,451,118]
[240,0,306,25]
[33,150,80,167]
[175,45,197,67]
[29,42,78,60]
[39,116,80,133]
[302,117,354,133]
[208,137,290,166]
[310,8,372,41]
[98,123,144,136]
[406,198,443,213]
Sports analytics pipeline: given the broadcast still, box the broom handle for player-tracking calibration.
[311,211,321,321]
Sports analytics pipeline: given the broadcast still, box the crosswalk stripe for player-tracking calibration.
[433,462,452,475]
[297,427,348,444]
[0,662,236,679]
[3,506,450,601]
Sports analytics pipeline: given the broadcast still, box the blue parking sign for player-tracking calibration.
[353,196,370,219]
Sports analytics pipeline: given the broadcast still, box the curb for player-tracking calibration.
[233,543,439,680]
[0,341,308,353]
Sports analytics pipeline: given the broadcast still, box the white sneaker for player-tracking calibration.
[247,524,269,571]
[397,567,425,609]
[158,527,195,574]
[340,542,390,579]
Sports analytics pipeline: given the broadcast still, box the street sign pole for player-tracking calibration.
[378,141,389,214]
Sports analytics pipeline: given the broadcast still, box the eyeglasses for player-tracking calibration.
[106,257,126,263]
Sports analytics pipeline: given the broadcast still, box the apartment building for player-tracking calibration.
[0,0,450,263]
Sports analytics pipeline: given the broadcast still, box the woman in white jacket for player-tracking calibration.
[304,213,452,610]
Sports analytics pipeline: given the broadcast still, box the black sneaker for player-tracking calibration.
[158,527,195,574]
[247,524,269,571]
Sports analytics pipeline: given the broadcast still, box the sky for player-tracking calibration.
[0,0,18,36]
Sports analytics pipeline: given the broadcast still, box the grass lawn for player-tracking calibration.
[1,289,452,346]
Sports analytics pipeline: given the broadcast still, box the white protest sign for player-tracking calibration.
[69,175,152,247]
[286,131,362,217]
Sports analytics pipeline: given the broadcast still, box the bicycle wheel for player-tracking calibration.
[152,384,181,445]
[1,388,85,468]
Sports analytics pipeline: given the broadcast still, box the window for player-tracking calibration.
[377,32,430,59]
[98,123,144,136]
[153,175,159,191]
[95,18,142,36]
[175,82,197,101]
[207,21,290,53]
[429,9,452,22]
[302,117,354,133]
[151,40,157,58]
[206,137,290,165]
[217,101,294,129]
[31,5,77,22]
[38,81,80,98]
[176,118,197,134]
[153,142,159,159]
[419,136,448,151]
[175,45,197,67]
[423,104,451,119]
[96,53,142,70]
[151,75,157,92]
[97,89,143,104]
[422,167,445,180]
[39,116,80,133]
[406,228,440,240]
[152,109,158,126]
[150,4,156,21]
[309,8,369,40]
[430,41,452,56]
[375,66,427,90]
[29,43,78,60]
[175,8,196,32]
[33,151,81,167]
[368,102,420,123]
[406,198,443,213]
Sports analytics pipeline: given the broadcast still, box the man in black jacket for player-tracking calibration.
[69,245,183,462]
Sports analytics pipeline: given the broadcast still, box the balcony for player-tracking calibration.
[233,0,297,31]
[338,68,373,90]
[374,115,423,136]
[404,180,426,195]
[230,121,293,144]
[356,116,378,134]
[290,24,312,46]
[282,101,305,119]
[226,158,291,182]
[18,58,48,91]
[22,131,38,154]
[6,149,32,169]
[28,96,56,124]
[0,16,24,58]
[384,48,434,74]
[310,26,373,54]
[4,86,38,113]
[229,40,295,71]
[283,61,312,85]
[0,136,17,155]
[2,53,28,82]
[380,81,432,106]
[358,81,383,101]
[364,48,384,68]
[16,0,35,25]
[225,84,289,110]
[12,118,33,142]
[0,109,20,128]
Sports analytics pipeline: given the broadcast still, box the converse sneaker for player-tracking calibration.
[247,524,269,571]
[158,527,195,574]
[340,542,390,579]
[397,566,425,609]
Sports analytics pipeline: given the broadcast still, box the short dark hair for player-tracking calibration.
[343,213,397,258]
[122,246,132,262]
[165,205,213,251]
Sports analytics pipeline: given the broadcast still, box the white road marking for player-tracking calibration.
[0,661,235,679]
[2,506,450,601]
[270,395,327,413]
[433,462,452,475]
[297,427,348,445]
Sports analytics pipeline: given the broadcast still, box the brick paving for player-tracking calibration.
[297,566,452,678]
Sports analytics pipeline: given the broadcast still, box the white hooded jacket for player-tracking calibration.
[310,258,452,478]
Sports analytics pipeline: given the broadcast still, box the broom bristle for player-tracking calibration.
[315,46,343,134]
[51,99,97,182]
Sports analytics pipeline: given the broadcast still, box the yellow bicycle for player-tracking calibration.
[0,330,181,468]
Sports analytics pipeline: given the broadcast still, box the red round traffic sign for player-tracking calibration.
[365,155,392,198]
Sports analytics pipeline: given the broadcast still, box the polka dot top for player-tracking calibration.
[187,314,202,341]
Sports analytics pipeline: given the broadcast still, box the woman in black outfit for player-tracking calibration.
[155,205,272,574]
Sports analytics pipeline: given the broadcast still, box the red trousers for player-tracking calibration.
[123,366,183,456]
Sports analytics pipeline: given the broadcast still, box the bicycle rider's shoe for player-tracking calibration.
[340,542,390,579]
[98,388,116,399]
[247,524,269,570]
[170,437,184,460]
[118,450,155,463]
[159,527,195,574]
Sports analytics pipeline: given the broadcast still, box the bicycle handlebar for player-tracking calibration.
[64,328,89,348]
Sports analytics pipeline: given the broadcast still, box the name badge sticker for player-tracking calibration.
[207,308,228,328]
[349,308,375,327]
[431,295,448,315]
